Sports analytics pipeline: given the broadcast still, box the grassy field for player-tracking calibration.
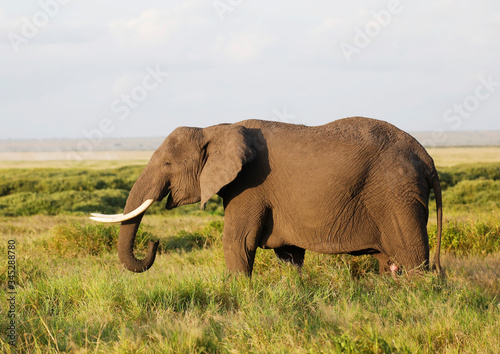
[427,146,500,167]
[1,148,499,353]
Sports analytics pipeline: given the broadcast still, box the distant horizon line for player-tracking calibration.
[2,128,500,142]
[1,130,500,151]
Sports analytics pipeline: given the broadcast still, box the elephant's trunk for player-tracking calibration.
[118,215,159,273]
[116,169,161,273]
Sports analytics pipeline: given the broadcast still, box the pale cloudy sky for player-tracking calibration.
[1,0,499,140]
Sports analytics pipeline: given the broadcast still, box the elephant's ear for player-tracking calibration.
[200,124,254,208]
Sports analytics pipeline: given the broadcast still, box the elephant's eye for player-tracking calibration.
[164,162,171,166]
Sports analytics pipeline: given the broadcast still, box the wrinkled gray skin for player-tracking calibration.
[117,117,442,276]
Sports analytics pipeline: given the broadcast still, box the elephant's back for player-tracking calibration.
[325,117,436,171]
[237,117,436,174]
[322,117,413,147]
[238,117,421,149]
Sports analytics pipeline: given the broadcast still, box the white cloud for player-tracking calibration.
[109,4,209,46]
[1,1,500,139]
[221,25,275,63]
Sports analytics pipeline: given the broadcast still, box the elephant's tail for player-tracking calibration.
[431,172,443,275]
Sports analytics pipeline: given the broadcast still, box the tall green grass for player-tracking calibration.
[1,162,500,352]
[1,219,499,352]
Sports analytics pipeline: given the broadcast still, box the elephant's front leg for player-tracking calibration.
[223,238,256,276]
[222,204,266,276]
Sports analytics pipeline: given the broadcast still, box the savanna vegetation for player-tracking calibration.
[1,149,499,353]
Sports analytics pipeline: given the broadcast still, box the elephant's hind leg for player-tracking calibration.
[274,245,305,267]
[373,252,400,276]
[378,207,430,274]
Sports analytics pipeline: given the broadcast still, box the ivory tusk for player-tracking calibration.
[89,199,154,223]
[90,212,124,218]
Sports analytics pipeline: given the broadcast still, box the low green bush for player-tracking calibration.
[428,217,500,255]
[0,189,130,216]
[0,166,142,196]
[41,223,152,257]
[37,220,224,259]
[438,163,500,190]
[0,166,223,216]
[443,179,500,212]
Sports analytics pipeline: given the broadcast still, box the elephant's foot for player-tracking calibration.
[388,262,400,280]
[389,263,399,273]
[373,252,400,277]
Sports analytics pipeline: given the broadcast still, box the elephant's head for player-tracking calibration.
[90,124,255,272]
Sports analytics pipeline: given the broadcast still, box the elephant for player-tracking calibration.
[90,117,442,276]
